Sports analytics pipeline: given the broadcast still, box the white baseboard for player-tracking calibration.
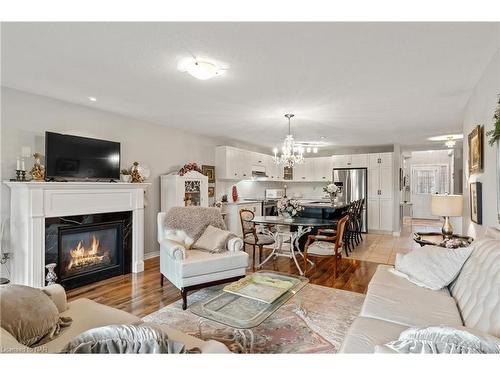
[144,250,160,260]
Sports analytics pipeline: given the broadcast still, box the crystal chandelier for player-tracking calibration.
[273,114,305,168]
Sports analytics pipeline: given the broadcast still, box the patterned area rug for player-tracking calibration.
[143,284,364,353]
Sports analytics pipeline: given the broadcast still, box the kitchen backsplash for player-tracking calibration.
[216,180,330,201]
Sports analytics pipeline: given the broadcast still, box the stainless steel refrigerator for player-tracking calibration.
[333,168,368,232]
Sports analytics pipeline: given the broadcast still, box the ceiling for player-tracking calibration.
[1,22,498,151]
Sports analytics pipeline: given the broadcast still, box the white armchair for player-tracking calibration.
[157,208,248,310]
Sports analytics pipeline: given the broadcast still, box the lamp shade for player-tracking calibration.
[431,194,463,217]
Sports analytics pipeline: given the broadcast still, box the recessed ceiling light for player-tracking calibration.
[177,57,224,80]
[320,136,326,140]
[312,147,318,154]
[88,97,97,102]
[428,134,463,141]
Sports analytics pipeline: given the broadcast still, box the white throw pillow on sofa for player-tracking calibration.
[384,326,500,354]
[393,245,472,290]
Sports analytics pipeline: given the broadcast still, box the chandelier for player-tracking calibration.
[273,114,305,168]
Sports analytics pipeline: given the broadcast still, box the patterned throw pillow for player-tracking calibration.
[385,326,500,354]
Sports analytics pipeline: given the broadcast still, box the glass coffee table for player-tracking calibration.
[190,271,309,353]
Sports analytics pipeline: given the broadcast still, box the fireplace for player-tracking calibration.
[45,211,132,289]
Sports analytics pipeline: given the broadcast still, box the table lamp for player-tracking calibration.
[431,194,463,238]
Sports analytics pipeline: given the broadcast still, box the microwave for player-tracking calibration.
[265,189,285,199]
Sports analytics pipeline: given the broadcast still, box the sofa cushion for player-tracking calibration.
[0,284,72,347]
[179,249,249,278]
[361,267,462,327]
[449,227,500,338]
[339,317,408,353]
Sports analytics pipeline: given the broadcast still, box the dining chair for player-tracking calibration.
[303,215,349,276]
[239,209,275,271]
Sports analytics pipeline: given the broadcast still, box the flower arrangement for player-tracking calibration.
[486,94,500,146]
[323,182,339,200]
[179,162,203,176]
[277,197,303,218]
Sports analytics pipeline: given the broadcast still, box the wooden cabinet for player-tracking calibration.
[160,171,208,212]
[367,152,393,232]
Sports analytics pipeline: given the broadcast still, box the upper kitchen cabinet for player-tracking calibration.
[312,157,333,181]
[216,146,250,179]
[332,154,368,168]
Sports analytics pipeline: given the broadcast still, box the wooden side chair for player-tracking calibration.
[239,209,275,271]
[303,215,349,276]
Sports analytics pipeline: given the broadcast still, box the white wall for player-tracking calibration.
[0,87,226,257]
[462,48,500,237]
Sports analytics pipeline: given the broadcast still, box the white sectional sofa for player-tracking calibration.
[340,227,500,353]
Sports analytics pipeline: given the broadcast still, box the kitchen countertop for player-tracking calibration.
[223,200,262,205]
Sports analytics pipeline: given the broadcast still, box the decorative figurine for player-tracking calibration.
[29,153,45,181]
[130,161,144,183]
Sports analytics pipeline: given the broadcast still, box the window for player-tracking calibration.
[412,165,450,195]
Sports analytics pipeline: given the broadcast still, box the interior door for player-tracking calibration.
[411,165,440,219]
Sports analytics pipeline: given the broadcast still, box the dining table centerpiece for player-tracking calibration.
[323,182,339,205]
[277,197,303,222]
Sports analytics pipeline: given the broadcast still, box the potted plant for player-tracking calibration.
[486,94,500,146]
[120,168,131,183]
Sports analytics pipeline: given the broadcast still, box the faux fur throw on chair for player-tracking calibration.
[164,207,227,244]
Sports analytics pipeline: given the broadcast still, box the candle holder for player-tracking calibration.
[15,170,22,181]
[20,170,27,181]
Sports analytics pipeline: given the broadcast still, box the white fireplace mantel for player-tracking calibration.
[4,181,150,287]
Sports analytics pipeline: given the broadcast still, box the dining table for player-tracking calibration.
[251,215,336,275]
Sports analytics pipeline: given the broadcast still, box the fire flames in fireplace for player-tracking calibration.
[67,235,111,271]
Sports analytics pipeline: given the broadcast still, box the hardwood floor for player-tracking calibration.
[67,247,379,318]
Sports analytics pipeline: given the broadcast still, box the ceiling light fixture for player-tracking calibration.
[178,57,223,80]
[273,114,304,168]
[88,97,97,102]
[445,137,456,148]
[313,147,318,154]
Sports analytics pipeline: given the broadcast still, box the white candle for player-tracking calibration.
[21,159,26,171]
[16,158,21,170]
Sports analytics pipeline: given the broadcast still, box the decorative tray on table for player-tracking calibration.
[223,273,295,304]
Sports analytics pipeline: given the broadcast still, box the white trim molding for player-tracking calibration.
[3,181,150,287]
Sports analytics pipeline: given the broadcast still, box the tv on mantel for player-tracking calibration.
[45,131,121,180]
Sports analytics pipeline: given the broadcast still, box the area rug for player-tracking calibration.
[143,284,364,353]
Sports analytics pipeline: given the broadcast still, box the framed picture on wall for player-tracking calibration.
[468,125,483,175]
[470,182,482,224]
[208,186,215,198]
[202,165,216,183]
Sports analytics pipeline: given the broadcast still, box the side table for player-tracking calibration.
[413,232,473,248]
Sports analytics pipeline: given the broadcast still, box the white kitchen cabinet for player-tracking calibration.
[367,198,380,230]
[225,202,262,237]
[333,154,368,168]
[312,157,333,181]
[293,161,306,181]
[160,171,208,212]
[264,154,282,180]
[367,152,394,232]
[215,146,252,180]
[367,198,393,231]
[378,198,394,231]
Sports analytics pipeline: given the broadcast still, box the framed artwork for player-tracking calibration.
[202,165,215,183]
[468,125,483,175]
[208,186,215,198]
[470,182,482,225]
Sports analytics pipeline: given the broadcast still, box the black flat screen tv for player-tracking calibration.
[45,132,120,180]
